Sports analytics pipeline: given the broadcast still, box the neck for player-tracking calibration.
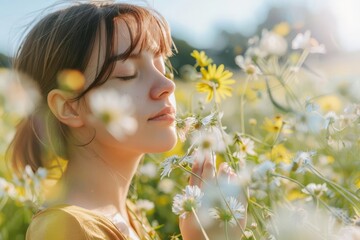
[48,142,143,216]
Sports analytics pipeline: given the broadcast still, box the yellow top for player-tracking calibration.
[26,201,156,240]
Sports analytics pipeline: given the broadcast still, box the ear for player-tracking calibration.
[47,89,84,128]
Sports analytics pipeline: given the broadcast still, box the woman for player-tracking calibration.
[8,2,243,239]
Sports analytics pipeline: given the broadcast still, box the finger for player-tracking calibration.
[229,172,238,182]
[201,153,216,183]
[189,160,203,187]
[218,162,234,183]
[218,162,231,176]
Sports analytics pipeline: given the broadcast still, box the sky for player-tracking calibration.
[1,0,360,56]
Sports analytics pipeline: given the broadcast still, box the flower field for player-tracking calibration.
[1,23,360,240]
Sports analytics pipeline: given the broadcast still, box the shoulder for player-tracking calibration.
[26,205,89,240]
[26,205,125,240]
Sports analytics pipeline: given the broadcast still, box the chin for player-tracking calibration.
[157,140,178,152]
[148,130,178,153]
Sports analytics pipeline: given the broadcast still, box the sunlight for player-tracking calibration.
[330,0,360,51]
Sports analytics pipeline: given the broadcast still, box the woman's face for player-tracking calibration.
[81,19,177,154]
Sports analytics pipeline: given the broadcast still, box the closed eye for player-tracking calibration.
[116,72,138,81]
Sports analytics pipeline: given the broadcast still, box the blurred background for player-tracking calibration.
[1,0,360,77]
[1,1,360,239]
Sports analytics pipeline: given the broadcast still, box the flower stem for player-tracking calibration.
[265,77,292,112]
[211,86,237,167]
[240,75,251,134]
[277,75,303,110]
[225,221,230,240]
[296,49,310,70]
[177,163,207,185]
[191,207,210,240]
[308,165,360,210]
[212,157,249,239]
[0,195,8,211]
[241,133,271,147]
[271,173,348,222]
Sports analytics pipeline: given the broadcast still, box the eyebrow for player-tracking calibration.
[109,52,141,63]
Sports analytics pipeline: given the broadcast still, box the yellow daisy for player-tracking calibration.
[262,115,283,133]
[57,69,85,92]
[266,144,293,164]
[355,178,360,189]
[286,188,306,201]
[316,95,342,113]
[196,64,235,103]
[191,50,213,67]
[272,22,291,37]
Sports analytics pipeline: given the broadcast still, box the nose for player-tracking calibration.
[150,72,176,100]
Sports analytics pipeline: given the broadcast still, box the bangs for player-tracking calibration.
[77,4,175,98]
[113,5,174,60]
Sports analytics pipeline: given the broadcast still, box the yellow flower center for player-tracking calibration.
[246,65,256,75]
[202,140,212,149]
[100,112,112,125]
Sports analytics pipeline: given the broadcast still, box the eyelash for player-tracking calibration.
[116,73,138,81]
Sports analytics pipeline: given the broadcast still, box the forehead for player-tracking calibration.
[113,16,161,56]
[83,18,157,85]
[83,10,172,86]
[114,18,136,55]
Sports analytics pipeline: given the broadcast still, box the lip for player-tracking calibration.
[148,106,176,122]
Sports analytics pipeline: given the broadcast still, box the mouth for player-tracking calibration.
[148,106,176,122]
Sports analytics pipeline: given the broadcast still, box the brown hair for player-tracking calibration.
[7,2,173,176]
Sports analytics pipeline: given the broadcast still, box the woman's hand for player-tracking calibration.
[179,154,247,240]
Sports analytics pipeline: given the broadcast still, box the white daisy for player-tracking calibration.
[136,199,155,212]
[0,69,40,117]
[172,185,204,219]
[233,151,247,168]
[0,178,16,198]
[158,179,175,194]
[292,31,326,53]
[209,196,246,226]
[252,160,276,181]
[235,55,262,78]
[237,137,257,156]
[201,112,218,127]
[302,183,328,198]
[323,111,338,129]
[139,162,157,178]
[190,126,227,160]
[160,155,181,179]
[291,151,315,173]
[259,29,288,56]
[160,155,193,179]
[89,89,137,141]
[176,116,196,142]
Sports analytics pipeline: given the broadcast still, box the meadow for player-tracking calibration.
[0,23,360,240]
